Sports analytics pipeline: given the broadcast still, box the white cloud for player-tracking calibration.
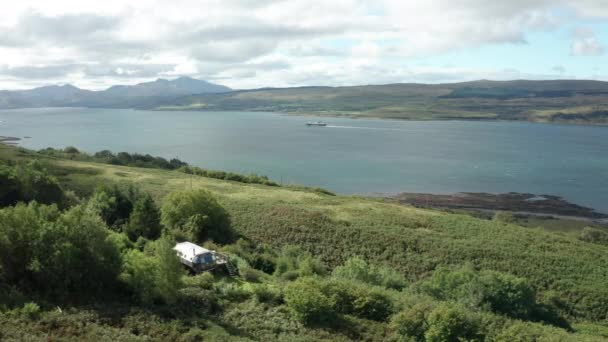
[0,0,606,89]
[570,28,605,56]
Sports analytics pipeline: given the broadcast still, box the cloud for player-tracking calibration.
[570,28,605,56]
[0,0,607,89]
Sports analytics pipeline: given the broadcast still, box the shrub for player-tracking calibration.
[63,146,80,154]
[322,279,393,321]
[424,303,482,342]
[161,189,233,243]
[18,302,41,320]
[240,267,266,283]
[416,266,541,321]
[493,211,517,224]
[251,284,283,304]
[579,227,608,245]
[332,257,407,290]
[216,282,251,302]
[390,302,435,342]
[494,321,570,341]
[284,277,336,325]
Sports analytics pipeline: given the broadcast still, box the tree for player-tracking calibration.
[0,164,19,207]
[87,185,135,228]
[124,193,162,241]
[0,203,121,294]
[152,237,183,304]
[161,189,233,243]
[120,237,184,304]
[14,161,64,206]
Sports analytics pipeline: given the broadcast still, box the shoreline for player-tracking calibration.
[392,191,608,222]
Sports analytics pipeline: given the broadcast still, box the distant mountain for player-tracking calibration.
[0,77,231,109]
[104,76,231,98]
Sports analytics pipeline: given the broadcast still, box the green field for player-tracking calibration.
[1,144,608,341]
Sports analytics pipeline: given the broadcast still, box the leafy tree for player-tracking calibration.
[0,164,19,206]
[152,237,183,304]
[124,193,162,241]
[161,189,233,243]
[120,237,184,304]
[12,161,65,206]
[0,202,121,294]
[87,185,135,228]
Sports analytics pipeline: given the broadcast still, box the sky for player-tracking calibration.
[0,0,606,90]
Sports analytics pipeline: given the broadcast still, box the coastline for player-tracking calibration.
[392,191,608,222]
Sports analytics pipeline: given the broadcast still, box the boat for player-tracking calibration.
[306,121,328,127]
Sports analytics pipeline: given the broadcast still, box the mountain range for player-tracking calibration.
[1,78,608,124]
[0,76,230,109]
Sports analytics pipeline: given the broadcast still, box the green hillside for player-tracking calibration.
[154,80,608,124]
[1,144,608,341]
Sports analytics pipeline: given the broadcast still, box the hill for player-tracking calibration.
[1,144,608,341]
[2,79,608,124]
[155,80,608,124]
[0,77,231,109]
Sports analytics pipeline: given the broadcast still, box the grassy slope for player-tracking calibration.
[3,144,608,324]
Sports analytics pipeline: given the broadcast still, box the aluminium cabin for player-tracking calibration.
[173,241,226,273]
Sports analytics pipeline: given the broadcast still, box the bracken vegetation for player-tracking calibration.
[0,144,607,341]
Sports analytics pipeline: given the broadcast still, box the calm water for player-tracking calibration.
[1,107,607,212]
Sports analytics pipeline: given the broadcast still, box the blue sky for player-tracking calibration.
[0,0,606,89]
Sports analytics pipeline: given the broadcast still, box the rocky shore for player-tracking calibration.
[393,192,607,219]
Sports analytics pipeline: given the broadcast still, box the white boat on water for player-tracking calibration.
[306,121,327,127]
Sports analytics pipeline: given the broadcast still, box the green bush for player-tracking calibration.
[120,237,184,304]
[416,266,542,321]
[161,189,233,243]
[579,227,608,245]
[390,302,435,342]
[284,277,336,325]
[494,321,570,341]
[320,279,393,321]
[216,282,251,302]
[17,302,41,320]
[424,303,482,342]
[251,284,283,304]
[332,257,406,290]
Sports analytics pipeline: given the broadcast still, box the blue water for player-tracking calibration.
[1,107,607,212]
